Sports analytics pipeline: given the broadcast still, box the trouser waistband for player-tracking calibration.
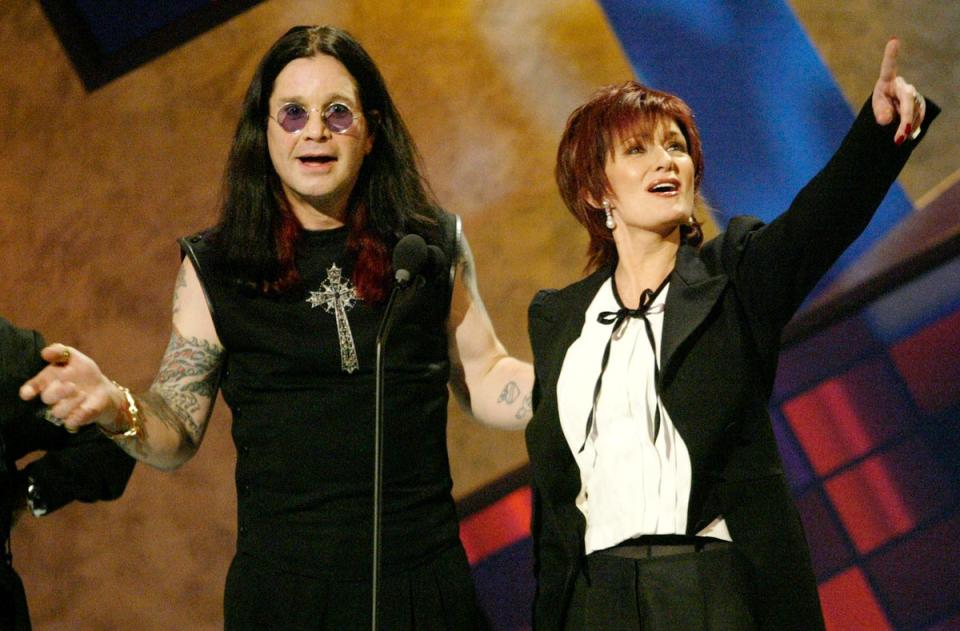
[595,537,731,560]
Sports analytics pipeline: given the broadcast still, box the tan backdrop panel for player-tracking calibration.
[0,0,955,628]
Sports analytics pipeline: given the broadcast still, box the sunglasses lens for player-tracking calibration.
[277,104,308,133]
[324,104,355,133]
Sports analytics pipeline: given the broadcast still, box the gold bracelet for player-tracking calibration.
[99,380,142,440]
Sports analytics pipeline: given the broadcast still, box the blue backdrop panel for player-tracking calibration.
[596,0,914,288]
[73,0,211,54]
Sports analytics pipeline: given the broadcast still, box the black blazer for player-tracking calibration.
[525,99,939,630]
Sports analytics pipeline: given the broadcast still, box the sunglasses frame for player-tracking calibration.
[269,102,362,134]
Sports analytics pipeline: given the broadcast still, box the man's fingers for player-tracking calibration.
[23,343,82,400]
[64,401,96,428]
[20,372,50,400]
[48,391,81,421]
[39,380,77,406]
[40,343,73,366]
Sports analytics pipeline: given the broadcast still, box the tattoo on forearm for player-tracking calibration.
[140,390,194,442]
[498,381,520,405]
[498,382,532,421]
[515,393,532,420]
[154,331,221,395]
[149,330,222,444]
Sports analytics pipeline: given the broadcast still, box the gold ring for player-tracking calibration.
[65,425,80,434]
[53,347,71,366]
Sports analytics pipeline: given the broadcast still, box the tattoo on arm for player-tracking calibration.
[172,265,188,316]
[515,394,532,421]
[135,390,193,457]
[148,330,222,445]
[498,381,520,405]
[498,381,532,421]
[457,236,480,295]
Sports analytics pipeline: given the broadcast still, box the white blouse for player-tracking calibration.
[556,278,730,554]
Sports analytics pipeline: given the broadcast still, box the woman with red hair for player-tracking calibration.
[525,40,936,630]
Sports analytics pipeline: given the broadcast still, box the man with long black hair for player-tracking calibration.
[21,26,533,629]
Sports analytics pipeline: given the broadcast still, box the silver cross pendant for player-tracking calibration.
[306,263,360,373]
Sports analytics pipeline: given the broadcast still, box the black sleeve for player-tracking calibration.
[730,97,941,354]
[19,427,135,514]
[0,317,47,457]
[527,290,552,412]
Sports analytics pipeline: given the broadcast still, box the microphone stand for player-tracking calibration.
[371,279,405,631]
[370,233,426,630]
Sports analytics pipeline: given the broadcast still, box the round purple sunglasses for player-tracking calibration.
[270,102,361,134]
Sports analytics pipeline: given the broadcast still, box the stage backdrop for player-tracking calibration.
[0,0,957,629]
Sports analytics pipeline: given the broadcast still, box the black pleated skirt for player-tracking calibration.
[224,543,482,631]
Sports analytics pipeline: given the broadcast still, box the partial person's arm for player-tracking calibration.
[0,316,46,425]
[16,425,135,517]
[19,258,224,470]
[2,317,134,519]
[447,233,534,430]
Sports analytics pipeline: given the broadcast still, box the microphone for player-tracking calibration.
[425,245,448,280]
[392,234,428,287]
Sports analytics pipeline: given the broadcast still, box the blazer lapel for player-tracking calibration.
[527,267,610,505]
[660,245,728,384]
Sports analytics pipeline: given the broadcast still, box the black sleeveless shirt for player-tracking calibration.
[180,214,461,578]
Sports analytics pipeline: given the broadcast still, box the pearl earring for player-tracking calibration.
[602,200,616,230]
